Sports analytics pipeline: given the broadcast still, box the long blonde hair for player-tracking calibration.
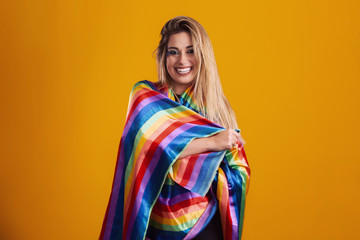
[154,16,238,129]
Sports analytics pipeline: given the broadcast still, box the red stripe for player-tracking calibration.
[123,120,187,238]
[225,202,233,240]
[188,117,213,126]
[151,196,208,214]
[178,155,198,186]
[240,146,251,176]
[125,89,160,126]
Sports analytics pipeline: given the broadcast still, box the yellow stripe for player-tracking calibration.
[150,208,205,226]
[170,157,181,178]
[217,167,226,202]
[231,147,250,190]
[149,217,198,231]
[217,167,228,232]
[130,84,146,99]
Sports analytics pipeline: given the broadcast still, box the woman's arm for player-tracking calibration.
[178,129,245,159]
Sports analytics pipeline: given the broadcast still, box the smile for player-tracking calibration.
[176,67,192,74]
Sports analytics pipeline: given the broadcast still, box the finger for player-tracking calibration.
[231,130,239,138]
[231,130,245,146]
[233,137,239,147]
[232,131,241,142]
[235,132,245,145]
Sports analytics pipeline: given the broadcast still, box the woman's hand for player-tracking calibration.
[208,129,246,151]
[178,129,245,159]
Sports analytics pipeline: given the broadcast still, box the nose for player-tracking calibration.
[178,51,189,65]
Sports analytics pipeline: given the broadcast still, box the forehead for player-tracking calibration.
[167,31,193,48]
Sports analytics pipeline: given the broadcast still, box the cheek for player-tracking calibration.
[191,56,198,66]
[166,60,173,78]
[166,58,174,72]
[192,58,199,75]
[166,59,169,68]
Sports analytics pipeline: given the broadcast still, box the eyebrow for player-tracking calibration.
[168,45,193,50]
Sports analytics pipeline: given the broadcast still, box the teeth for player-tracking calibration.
[176,67,191,73]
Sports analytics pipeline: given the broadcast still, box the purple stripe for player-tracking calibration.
[228,189,239,239]
[126,123,194,240]
[229,191,238,225]
[228,174,239,230]
[232,225,238,240]
[123,93,163,137]
[157,191,202,206]
[229,151,244,228]
[103,138,125,240]
[184,154,207,190]
[184,197,216,239]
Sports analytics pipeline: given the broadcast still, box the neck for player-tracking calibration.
[172,83,193,95]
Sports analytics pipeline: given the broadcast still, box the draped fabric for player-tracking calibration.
[99,80,250,240]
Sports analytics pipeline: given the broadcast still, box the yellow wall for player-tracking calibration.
[1,0,359,239]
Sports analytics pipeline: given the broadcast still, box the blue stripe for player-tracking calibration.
[191,151,225,195]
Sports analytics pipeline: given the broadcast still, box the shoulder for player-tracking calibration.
[130,80,169,95]
[129,80,159,95]
[129,80,169,99]
[131,80,156,91]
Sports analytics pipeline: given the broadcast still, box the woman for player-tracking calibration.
[99,16,250,240]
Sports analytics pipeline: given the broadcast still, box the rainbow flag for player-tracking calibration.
[99,80,250,240]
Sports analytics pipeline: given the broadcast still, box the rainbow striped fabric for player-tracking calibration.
[99,80,250,240]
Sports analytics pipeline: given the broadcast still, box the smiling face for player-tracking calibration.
[166,31,198,95]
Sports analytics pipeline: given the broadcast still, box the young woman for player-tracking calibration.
[99,16,250,240]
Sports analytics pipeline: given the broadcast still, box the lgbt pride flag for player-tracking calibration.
[99,80,250,240]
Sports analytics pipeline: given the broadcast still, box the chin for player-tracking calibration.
[171,73,196,84]
[174,78,194,84]
[171,81,194,90]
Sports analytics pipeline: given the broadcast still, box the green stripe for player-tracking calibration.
[182,91,200,112]
[225,151,242,172]
[164,176,175,185]
[238,170,248,239]
[169,88,200,113]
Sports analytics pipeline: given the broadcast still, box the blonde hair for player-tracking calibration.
[154,16,238,129]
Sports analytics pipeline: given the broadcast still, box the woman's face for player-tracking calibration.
[166,31,198,95]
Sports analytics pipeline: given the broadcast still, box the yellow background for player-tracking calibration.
[1,0,359,239]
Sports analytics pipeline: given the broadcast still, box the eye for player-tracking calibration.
[187,49,194,54]
[167,50,179,56]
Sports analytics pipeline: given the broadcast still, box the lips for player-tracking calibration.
[175,67,192,74]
